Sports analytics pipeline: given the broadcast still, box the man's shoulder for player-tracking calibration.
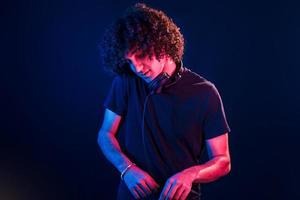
[182,67,215,89]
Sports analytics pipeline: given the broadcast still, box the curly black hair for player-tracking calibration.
[99,3,185,75]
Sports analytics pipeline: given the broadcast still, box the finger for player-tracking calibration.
[149,176,160,188]
[145,180,157,192]
[166,183,179,200]
[130,188,140,199]
[146,175,160,189]
[146,177,160,191]
[138,181,151,195]
[174,187,185,200]
[179,189,190,200]
[159,181,172,200]
[150,179,160,189]
[135,184,146,198]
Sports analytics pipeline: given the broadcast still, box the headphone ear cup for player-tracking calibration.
[148,72,170,94]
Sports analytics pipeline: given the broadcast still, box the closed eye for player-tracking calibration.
[136,53,148,60]
[125,59,133,65]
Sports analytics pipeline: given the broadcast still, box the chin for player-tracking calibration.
[144,76,153,83]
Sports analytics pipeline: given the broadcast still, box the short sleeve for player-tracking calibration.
[203,83,231,139]
[103,75,128,116]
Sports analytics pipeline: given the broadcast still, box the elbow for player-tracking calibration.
[97,130,115,151]
[219,156,231,176]
[97,130,106,149]
[224,160,231,175]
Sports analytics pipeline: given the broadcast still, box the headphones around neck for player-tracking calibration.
[147,60,184,94]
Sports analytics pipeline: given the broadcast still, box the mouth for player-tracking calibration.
[142,70,150,77]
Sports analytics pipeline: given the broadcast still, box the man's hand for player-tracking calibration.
[158,170,194,200]
[123,165,160,199]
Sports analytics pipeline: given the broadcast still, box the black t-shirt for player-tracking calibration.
[103,67,231,199]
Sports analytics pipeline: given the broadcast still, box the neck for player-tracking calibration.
[162,59,177,77]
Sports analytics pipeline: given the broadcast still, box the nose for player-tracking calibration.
[136,65,143,73]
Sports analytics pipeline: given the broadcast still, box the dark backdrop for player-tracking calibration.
[1,0,299,199]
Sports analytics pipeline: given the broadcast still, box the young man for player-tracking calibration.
[98,3,231,200]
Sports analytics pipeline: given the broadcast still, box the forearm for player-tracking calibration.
[98,130,133,173]
[182,156,231,184]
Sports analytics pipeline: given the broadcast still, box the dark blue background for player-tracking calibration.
[1,0,299,199]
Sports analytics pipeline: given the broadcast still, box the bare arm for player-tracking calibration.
[159,133,231,200]
[181,133,231,183]
[97,109,132,173]
[98,108,159,199]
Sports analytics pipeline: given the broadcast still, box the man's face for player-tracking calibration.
[125,51,166,83]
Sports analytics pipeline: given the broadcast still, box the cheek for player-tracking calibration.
[156,61,164,72]
[151,64,160,73]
